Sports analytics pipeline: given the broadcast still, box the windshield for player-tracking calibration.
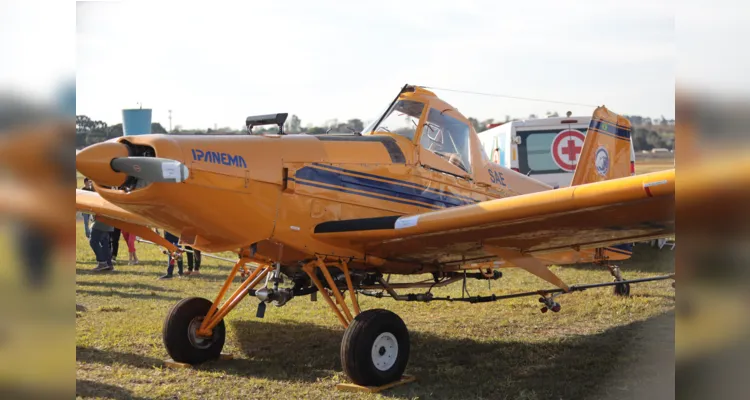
[362,99,425,140]
[419,108,472,173]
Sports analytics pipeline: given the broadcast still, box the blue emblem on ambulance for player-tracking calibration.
[595,146,609,176]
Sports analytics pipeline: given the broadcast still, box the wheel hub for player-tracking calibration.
[187,317,213,349]
[371,332,398,371]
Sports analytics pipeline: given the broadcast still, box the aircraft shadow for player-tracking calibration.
[76,379,151,400]
[77,346,163,369]
[222,311,674,399]
[76,280,179,293]
[75,312,674,399]
[76,288,182,301]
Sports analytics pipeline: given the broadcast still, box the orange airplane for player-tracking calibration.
[75,85,674,386]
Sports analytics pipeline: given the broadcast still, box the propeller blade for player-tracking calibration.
[110,157,189,183]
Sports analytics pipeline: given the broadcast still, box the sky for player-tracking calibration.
[76,0,677,130]
[0,1,75,103]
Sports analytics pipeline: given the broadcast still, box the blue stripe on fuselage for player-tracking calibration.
[295,166,476,209]
[310,163,478,204]
[289,177,441,209]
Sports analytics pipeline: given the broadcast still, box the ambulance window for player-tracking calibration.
[525,132,562,171]
[369,100,425,140]
[419,108,472,173]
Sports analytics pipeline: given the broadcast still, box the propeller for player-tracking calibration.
[110,157,189,183]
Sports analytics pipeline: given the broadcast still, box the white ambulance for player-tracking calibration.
[478,115,636,188]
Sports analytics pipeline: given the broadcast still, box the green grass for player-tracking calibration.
[635,156,674,175]
[76,223,674,399]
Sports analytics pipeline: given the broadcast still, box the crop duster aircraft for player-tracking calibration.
[75,85,675,386]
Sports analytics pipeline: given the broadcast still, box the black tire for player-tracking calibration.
[163,297,225,364]
[341,309,410,386]
[613,282,631,296]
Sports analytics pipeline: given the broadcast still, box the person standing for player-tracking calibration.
[184,246,201,276]
[81,178,94,238]
[121,231,139,265]
[89,216,114,272]
[110,227,121,264]
[160,231,183,279]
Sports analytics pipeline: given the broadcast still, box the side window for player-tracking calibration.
[372,100,425,140]
[526,132,562,171]
[419,109,472,173]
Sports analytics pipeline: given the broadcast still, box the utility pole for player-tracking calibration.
[168,110,172,133]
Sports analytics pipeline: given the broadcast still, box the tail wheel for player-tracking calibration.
[613,282,631,296]
[341,309,410,386]
[163,297,225,364]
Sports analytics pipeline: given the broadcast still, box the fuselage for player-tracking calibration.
[79,88,569,272]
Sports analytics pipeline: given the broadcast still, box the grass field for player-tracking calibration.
[76,222,675,399]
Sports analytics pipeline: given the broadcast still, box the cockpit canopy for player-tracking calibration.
[363,86,474,174]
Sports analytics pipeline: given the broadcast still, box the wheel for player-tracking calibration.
[613,281,631,296]
[163,297,225,364]
[341,309,410,386]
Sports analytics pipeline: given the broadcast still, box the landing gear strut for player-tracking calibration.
[163,257,273,365]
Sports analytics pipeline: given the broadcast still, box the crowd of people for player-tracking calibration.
[81,177,201,278]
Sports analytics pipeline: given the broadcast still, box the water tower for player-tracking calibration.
[122,105,152,136]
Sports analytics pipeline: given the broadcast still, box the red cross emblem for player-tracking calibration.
[551,130,586,171]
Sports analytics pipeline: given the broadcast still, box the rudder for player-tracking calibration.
[571,106,634,186]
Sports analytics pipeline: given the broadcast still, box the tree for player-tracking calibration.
[107,123,123,138]
[545,111,559,118]
[76,115,92,132]
[528,114,538,119]
[631,127,651,151]
[285,114,302,133]
[347,118,364,132]
[646,130,666,149]
[151,122,167,134]
[468,117,481,133]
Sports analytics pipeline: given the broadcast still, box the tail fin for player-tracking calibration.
[571,106,634,186]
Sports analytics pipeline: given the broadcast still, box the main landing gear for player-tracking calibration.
[161,255,411,387]
[300,256,410,386]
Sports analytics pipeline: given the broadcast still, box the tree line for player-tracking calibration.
[77,112,674,152]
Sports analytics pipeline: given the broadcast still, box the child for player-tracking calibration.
[121,231,139,265]
[160,231,183,279]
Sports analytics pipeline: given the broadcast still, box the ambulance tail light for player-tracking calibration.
[630,161,636,175]
[511,167,520,173]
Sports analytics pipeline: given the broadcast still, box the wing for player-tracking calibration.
[313,169,675,288]
[77,189,152,225]
[76,189,179,253]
